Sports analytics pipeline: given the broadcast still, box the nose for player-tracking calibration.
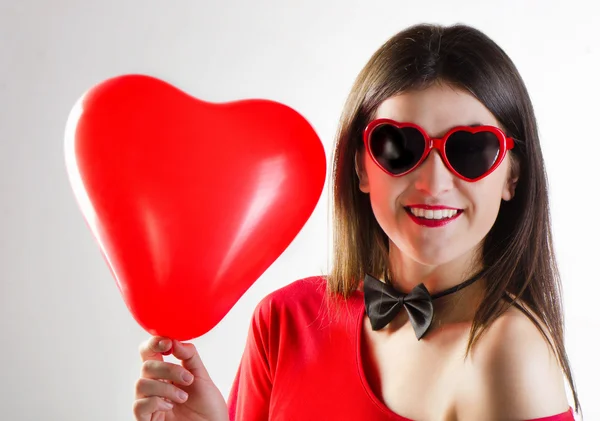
[412,150,455,196]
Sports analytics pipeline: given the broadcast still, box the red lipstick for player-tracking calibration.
[404,205,463,228]
[405,204,462,210]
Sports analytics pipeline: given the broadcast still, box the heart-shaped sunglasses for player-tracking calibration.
[363,119,519,182]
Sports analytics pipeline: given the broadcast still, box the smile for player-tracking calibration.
[404,206,464,227]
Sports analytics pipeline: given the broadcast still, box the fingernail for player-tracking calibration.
[162,400,173,409]
[159,340,172,355]
[182,372,193,383]
[178,390,188,401]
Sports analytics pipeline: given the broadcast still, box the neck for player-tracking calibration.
[387,245,486,324]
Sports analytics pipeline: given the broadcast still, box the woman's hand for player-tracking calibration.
[133,336,229,421]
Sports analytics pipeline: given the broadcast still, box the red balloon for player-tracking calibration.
[64,75,326,340]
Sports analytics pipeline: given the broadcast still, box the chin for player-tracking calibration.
[394,239,473,267]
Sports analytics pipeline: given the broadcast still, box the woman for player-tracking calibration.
[133,23,581,421]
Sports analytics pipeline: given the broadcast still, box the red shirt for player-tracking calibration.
[227,276,575,421]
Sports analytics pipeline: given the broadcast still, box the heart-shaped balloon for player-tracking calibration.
[64,75,326,340]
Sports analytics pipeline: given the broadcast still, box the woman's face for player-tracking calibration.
[357,83,519,267]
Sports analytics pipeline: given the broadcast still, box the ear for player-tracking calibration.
[501,156,520,201]
[355,150,370,193]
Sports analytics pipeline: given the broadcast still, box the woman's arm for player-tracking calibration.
[458,308,573,420]
[227,296,275,420]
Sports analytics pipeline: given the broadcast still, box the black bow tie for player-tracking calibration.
[363,270,485,340]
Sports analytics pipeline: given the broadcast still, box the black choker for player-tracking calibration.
[363,269,485,340]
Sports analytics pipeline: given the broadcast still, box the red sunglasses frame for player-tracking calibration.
[363,119,516,182]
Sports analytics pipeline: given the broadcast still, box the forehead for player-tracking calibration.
[374,83,500,137]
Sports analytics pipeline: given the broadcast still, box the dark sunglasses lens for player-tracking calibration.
[446,131,501,179]
[369,125,425,175]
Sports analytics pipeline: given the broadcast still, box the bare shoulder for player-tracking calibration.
[457,304,570,420]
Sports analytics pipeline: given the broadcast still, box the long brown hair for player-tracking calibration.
[328,23,580,412]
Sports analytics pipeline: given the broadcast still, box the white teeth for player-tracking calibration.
[408,207,459,220]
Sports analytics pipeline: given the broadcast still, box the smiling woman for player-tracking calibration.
[357,86,519,282]
[133,23,580,421]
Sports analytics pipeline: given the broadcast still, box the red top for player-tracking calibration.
[227,276,575,421]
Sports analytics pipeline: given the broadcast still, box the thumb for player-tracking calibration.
[171,340,212,382]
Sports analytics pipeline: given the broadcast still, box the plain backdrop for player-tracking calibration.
[1,0,598,420]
